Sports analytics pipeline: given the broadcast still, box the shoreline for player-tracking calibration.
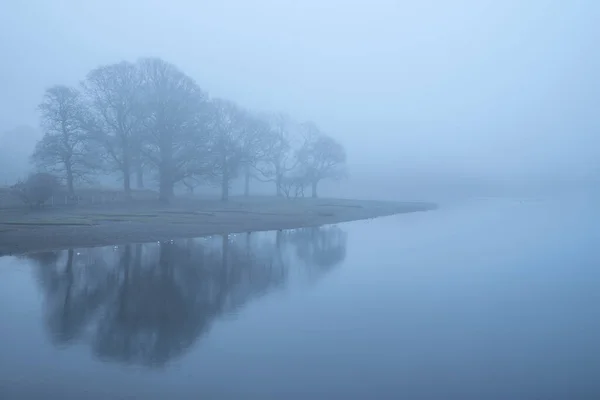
[0,197,437,255]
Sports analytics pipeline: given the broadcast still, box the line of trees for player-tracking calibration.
[31,57,347,203]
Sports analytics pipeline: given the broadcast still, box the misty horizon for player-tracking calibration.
[1,3,600,398]
[1,0,599,185]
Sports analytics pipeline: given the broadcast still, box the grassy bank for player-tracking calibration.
[0,196,436,255]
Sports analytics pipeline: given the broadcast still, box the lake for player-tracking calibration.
[1,195,599,399]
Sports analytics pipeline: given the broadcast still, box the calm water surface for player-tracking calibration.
[1,195,599,399]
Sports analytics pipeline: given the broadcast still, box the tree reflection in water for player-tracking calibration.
[28,225,347,367]
[281,226,347,281]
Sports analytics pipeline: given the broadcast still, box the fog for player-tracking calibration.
[2,4,600,396]
[1,0,599,194]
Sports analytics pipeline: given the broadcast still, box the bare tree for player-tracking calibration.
[209,99,246,201]
[278,174,308,198]
[28,57,344,205]
[238,113,272,196]
[181,175,202,195]
[84,61,145,197]
[131,135,148,189]
[32,85,97,194]
[137,58,210,203]
[254,113,301,196]
[296,122,347,198]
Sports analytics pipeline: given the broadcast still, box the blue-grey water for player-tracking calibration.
[1,195,599,399]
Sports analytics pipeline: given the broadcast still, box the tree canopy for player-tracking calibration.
[30,57,347,201]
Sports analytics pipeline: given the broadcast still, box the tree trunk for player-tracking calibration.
[65,162,74,196]
[273,163,282,197]
[275,174,282,197]
[311,180,318,198]
[244,165,251,197]
[158,130,173,204]
[123,159,131,198]
[122,138,132,197]
[220,150,230,201]
[136,167,144,189]
[159,176,173,204]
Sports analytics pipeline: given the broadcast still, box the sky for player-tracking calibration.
[1,0,599,182]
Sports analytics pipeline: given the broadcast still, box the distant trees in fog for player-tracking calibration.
[30,57,347,202]
[83,61,145,197]
[296,122,347,198]
[32,86,99,194]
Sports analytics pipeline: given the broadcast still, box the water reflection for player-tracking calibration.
[27,225,347,367]
[282,225,347,279]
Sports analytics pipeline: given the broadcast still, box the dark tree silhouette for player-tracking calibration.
[29,58,348,203]
[84,61,145,197]
[138,58,211,203]
[209,99,245,201]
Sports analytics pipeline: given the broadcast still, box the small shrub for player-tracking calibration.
[11,173,61,208]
